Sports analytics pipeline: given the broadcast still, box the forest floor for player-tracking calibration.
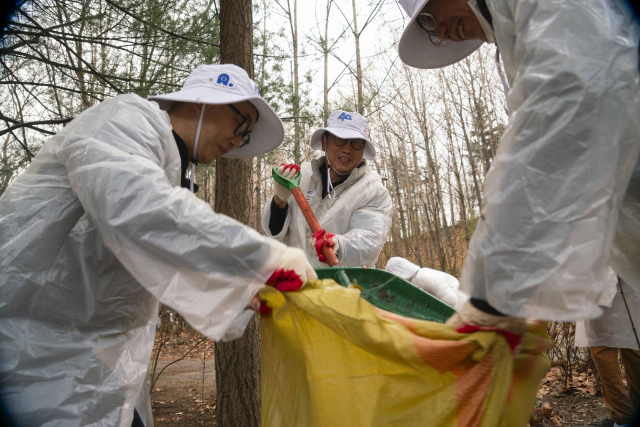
[148,331,613,427]
[150,332,217,426]
[531,366,610,426]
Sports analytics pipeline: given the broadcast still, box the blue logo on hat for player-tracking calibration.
[254,85,260,95]
[216,74,234,87]
[338,112,352,121]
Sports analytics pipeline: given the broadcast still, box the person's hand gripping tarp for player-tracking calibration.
[446,300,528,353]
[273,163,300,204]
[310,229,339,264]
[249,247,317,314]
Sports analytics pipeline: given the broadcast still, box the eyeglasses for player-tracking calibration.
[227,104,251,147]
[416,11,448,47]
[417,12,437,31]
[332,136,365,151]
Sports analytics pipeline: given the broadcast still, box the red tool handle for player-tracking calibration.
[292,187,340,267]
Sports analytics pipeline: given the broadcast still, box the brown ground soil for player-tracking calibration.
[150,359,217,426]
[150,331,217,426]
[529,367,610,426]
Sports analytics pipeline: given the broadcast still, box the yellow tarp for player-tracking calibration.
[260,279,551,427]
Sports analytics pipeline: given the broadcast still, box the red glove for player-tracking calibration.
[266,268,305,292]
[455,325,523,353]
[310,229,339,263]
[280,163,301,174]
[446,302,527,353]
[258,269,304,314]
[257,247,317,315]
[273,163,300,203]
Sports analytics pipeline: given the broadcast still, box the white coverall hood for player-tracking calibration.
[0,94,288,427]
[261,157,393,268]
[457,0,640,320]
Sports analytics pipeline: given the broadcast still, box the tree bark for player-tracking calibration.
[323,0,332,121]
[351,0,363,114]
[284,0,301,164]
[216,1,260,426]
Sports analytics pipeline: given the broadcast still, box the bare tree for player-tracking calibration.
[1,0,220,194]
[274,0,302,164]
[213,1,260,426]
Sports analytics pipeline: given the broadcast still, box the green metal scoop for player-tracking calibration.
[315,267,455,323]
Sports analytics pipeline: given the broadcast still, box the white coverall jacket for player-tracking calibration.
[575,269,640,350]
[461,0,640,320]
[385,257,468,310]
[0,94,289,427]
[261,157,393,268]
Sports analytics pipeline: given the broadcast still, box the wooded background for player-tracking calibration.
[1,0,509,277]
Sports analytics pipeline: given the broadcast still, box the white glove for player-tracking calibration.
[255,247,317,314]
[266,247,317,292]
[446,301,527,353]
[273,163,299,203]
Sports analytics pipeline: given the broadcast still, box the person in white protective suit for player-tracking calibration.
[0,64,316,427]
[395,0,640,344]
[261,110,393,268]
[384,257,468,310]
[575,269,640,427]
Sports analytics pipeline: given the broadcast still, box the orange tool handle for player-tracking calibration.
[292,187,340,267]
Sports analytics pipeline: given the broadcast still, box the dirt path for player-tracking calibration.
[150,359,217,426]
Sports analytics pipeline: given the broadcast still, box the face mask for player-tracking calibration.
[190,104,206,193]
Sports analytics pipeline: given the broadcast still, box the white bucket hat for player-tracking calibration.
[397,0,483,69]
[309,111,376,160]
[148,64,284,159]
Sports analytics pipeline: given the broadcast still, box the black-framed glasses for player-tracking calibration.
[417,12,437,31]
[227,104,251,147]
[416,11,447,47]
[333,136,365,151]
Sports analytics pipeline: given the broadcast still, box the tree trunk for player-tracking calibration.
[351,0,363,114]
[323,0,332,121]
[292,0,301,164]
[216,1,260,426]
[443,71,483,210]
